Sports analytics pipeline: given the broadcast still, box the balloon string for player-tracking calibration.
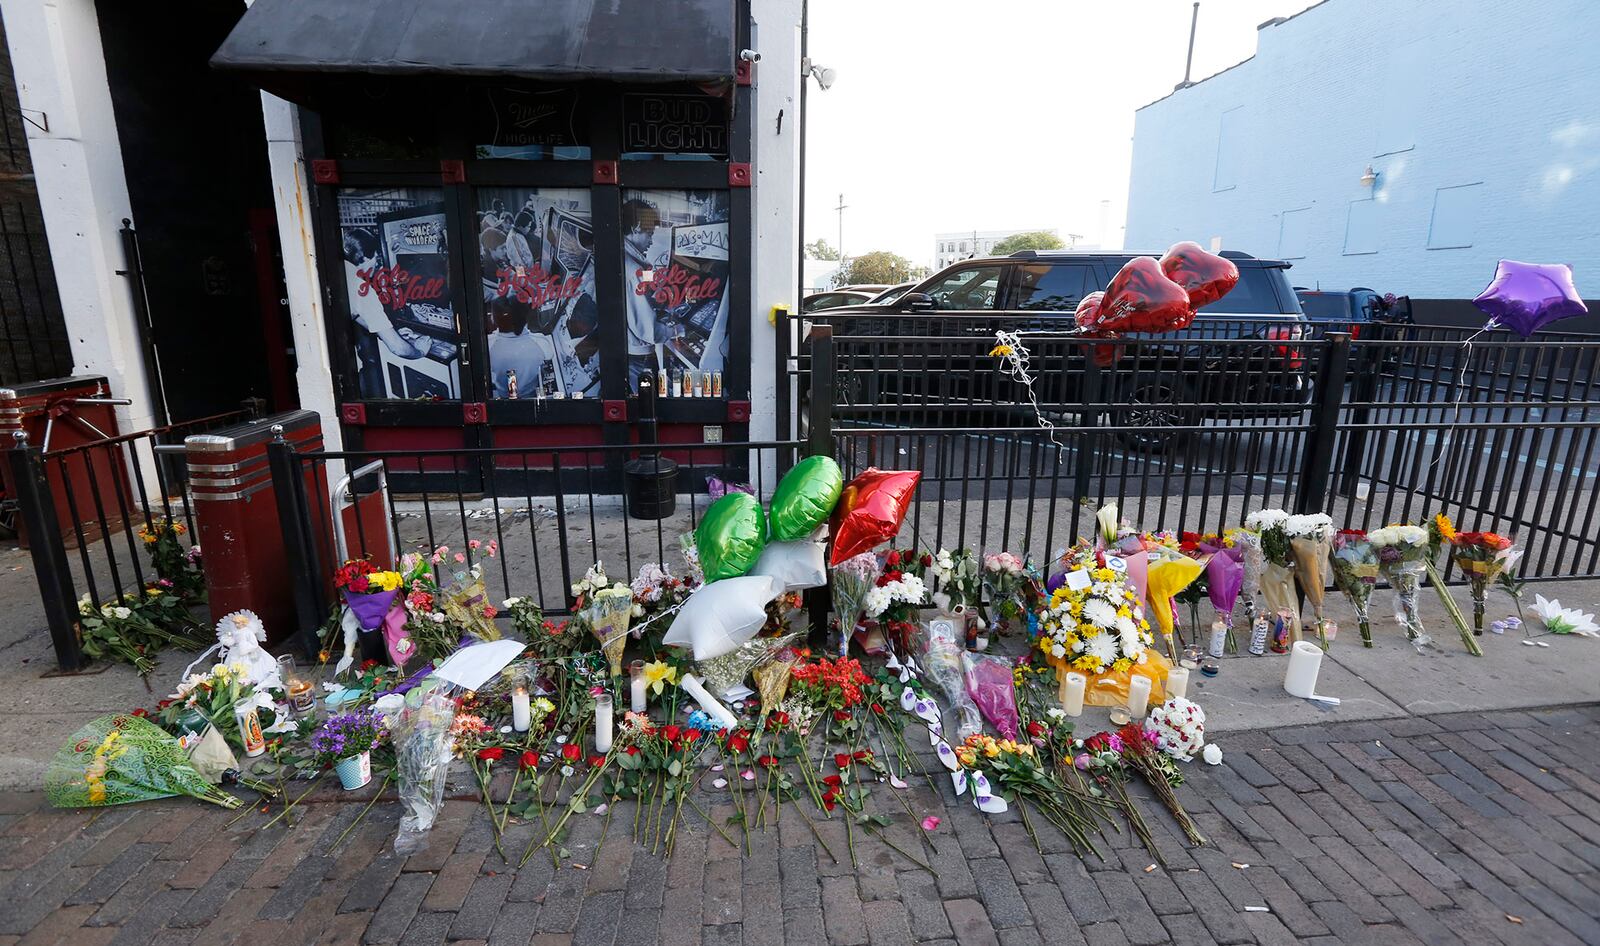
[991,330,1064,456]
[1427,318,1496,472]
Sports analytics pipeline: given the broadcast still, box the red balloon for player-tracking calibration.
[1098,257,1195,333]
[1073,291,1104,331]
[829,468,921,566]
[1074,292,1121,367]
[1158,241,1239,309]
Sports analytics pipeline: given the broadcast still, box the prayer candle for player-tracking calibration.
[512,685,532,732]
[594,694,614,754]
[1166,667,1190,701]
[1128,674,1153,719]
[1062,672,1087,717]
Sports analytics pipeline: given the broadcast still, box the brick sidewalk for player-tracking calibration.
[1,707,1597,946]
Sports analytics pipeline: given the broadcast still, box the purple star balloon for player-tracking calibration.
[1472,260,1587,338]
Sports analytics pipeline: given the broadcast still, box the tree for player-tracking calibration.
[990,231,1065,255]
[804,239,840,261]
[838,251,916,286]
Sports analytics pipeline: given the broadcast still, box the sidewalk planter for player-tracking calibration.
[334,751,372,791]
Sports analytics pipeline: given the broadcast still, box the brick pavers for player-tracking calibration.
[4,707,1600,946]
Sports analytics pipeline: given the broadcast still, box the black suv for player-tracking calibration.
[806,250,1313,446]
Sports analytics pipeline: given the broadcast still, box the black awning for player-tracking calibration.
[212,0,735,94]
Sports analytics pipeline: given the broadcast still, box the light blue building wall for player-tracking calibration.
[1124,0,1600,303]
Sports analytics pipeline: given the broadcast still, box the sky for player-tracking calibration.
[802,0,1318,266]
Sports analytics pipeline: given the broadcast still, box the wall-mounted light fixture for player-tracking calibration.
[802,57,837,90]
[1360,165,1379,188]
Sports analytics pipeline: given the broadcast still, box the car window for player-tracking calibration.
[1013,264,1091,311]
[1199,265,1299,314]
[806,293,862,312]
[870,285,911,304]
[1296,293,1349,321]
[920,266,1003,310]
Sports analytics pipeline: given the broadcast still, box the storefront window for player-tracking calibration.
[336,188,460,400]
[473,87,591,160]
[475,188,599,398]
[620,91,729,161]
[620,189,731,395]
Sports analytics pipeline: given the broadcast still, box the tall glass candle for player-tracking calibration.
[1166,667,1190,701]
[594,694,614,754]
[1062,672,1087,717]
[629,660,648,713]
[511,684,532,732]
[1128,674,1153,719]
[680,673,738,730]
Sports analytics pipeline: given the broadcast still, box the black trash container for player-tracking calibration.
[623,455,678,520]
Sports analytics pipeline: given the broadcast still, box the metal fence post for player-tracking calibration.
[1296,332,1351,515]
[1337,320,1385,496]
[266,426,326,659]
[807,323,835,460]
[6,432,85,672]
[1076,341,1104,500]
[804,324,835,648]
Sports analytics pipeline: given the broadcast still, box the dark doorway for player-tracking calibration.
[94,0,296,420]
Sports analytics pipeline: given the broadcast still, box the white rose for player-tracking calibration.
[1202,744,1223,765]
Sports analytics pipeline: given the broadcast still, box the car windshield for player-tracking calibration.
[1198,265,1300,315]
[869,285,911,304]
[1297,293,1351,320]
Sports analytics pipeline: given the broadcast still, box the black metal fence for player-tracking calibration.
[6,408,253,670]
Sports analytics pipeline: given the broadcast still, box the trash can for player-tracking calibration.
[0,376,125,547]
[623,455,678,520]
[186,410,329,645]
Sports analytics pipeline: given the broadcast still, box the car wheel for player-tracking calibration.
[1115,373,1197,454]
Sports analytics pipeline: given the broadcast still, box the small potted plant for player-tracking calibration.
[311,709,385,790]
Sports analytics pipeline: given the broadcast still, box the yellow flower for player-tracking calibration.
[1434,514,1457,543]
[989,344,1014,358]
[534,697,556,714]
[957,749,977,767]
[983,741,1001,758]
[644,660,678,695]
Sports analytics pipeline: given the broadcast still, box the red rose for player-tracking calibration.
[561,743,581,762]
[834,752,852,768]
[871,703,885,715]
[886,550,901,567]
[758,754,778,767]
[661,724,682,742]
[589,755,606,767]
[920,553,933,568]
[728,732,750,753]
[853,750,872,762]
[131,707,150,718]
[822,774,842,788]
[1027,721,1047,738]
[682,729,702,744]
[520,750,538,770]
[822,791,837,812]
[156,698,173,709]
[360,659,379,671]
[834,710,851,722]
[626,745,640,756]
[477,747,505,762]
[771,711,790,726]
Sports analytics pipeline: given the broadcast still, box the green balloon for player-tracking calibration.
[697,493,767,582]
[768,455,844,542]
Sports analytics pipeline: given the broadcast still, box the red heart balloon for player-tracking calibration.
[1073,291,1104,331]
[1158,241,1239,309]
[829,468,921,566]
[1099,257,1195,333]
[1073,292,1121,366]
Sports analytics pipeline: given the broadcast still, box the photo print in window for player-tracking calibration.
[477,187,598,399]
[620,189,731,395]
[337,188,459,400]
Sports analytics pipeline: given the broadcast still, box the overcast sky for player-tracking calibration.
[802,0,1317,265]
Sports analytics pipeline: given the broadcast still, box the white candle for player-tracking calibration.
[511,686,531,732]
[1062,672,1087,717]
[1166,667,1190,701]
[1128,675,1152,719]
[594,694,614,754]
[629,661,648,713]
[680,673,737,730]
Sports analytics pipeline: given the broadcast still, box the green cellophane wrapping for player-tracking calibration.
[46,715,240,809]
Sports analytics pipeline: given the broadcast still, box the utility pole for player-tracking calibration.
[834,192,848,282]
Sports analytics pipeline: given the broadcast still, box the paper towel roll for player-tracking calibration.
[1283,641,1341,704]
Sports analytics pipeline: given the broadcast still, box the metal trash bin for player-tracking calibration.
[0,376,125,546]
[186,410,328,645]
[623,455,678,520]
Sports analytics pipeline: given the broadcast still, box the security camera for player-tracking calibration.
[739,49,761,63]
[813,66,837,90]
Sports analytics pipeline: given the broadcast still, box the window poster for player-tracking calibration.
[337,187,460,400]
[476,188,598,399]
[619,189,731,395]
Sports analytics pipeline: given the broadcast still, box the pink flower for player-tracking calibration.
[1074,754,1091,770]
[921,816,941,831]
[454,553,466,564]
[469,539,481,550]
[487,541,498,556]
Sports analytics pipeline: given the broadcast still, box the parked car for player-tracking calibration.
[866,282,916,305]
[1294,287,1411,337]
[802,289,875,313]
[807,250,1312,448]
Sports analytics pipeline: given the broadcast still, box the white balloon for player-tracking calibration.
[750,534,827,591]
[662,575,783,661]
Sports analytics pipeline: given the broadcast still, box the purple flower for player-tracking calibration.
[1073,753,1091,770]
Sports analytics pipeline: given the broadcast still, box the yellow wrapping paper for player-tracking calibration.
[1146,548,1206,658]
[1290,536,1331,629]
[1065,651,1174,707]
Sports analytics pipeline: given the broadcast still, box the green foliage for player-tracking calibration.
[839,251,916,287]
[804,239,840,261]
[990,231,1065,255]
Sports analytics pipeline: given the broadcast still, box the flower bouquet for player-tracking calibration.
[862,551,928,654]
[1075,731,1158,862]
[335,559,411,671]
[981,552,1039,636]
[46,715,242,810]
[1285,514,1334,647]
[1330,530,1380,647]
[1236,528,1264,630]
[391,682,457,856]
[918,610,985,740]
[1145,697,1205,761]
[830,552,881,657]
[585,583,635,677]
[1094,504,1150,603]
[1422,515,1482,656]
[1441,518,1521,637]
[1369,525,1431,648]
[1038,562,1166,707]
[1118,722,1205,846]
[1145,543,1206,660]
[1198,534,1244,652]
[311,709,386,790]
[957,733,1099,855]
[1246,509,1300,642]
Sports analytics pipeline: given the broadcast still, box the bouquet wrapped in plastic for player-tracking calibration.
[961,652,1020,740]
[46,715,241,810]
[1146,544,1205,659]
[586,584,635,676]
[1236,529,1264,629]
[1246,509,1300,642]
[1285,514,1334,647]
[752,647,799,714]
[696,630,803,701]
[1438,515,1521,638]
[1330,530,1379,646]
[919,611,984,740]
[441,568,501,644]
[830,552,880,657]
[1199,537,1243,650]
[1370,525,1431,649]
[391,681,458,856]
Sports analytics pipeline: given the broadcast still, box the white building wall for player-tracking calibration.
[933,228,1059,270]
[2,0,157,432]
[1124,0,1600,299]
